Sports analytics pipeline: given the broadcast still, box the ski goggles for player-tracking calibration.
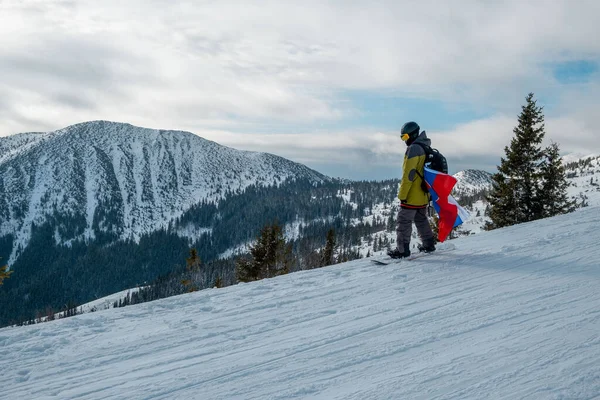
[401,133,410,141]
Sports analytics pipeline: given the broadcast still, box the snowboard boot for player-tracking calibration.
[388,243,411,259]
[417,239,436,253]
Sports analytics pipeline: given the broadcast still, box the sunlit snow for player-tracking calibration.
[2,206,599,399]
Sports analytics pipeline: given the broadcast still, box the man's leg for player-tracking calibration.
[414,207,435,251]
[391,207,416,257]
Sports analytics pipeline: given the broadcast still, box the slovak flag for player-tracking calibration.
[423,167,470,242]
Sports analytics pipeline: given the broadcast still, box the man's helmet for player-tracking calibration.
[400,121,420,142]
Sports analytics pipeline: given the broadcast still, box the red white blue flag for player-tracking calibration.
[423,167,470,242]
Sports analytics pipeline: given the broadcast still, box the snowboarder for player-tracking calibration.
[388,121,436,259]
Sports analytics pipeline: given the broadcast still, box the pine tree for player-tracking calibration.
[181,248,202,292]
[213,276,223,288]
[261,223,292,278]
[0,264,11,286]
[386,207,396,231]
[186,248,202,272]
[538,142,577,217]
[235,222,293,282]
[487,93,546,228]
[235,258,257,283]
[322,229,336,267]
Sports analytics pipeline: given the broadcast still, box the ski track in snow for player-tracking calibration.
[2,208,600,399]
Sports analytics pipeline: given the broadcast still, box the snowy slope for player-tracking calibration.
[0,121,327,263]
[2,206,599,399]
[565,154,600,207]
[452,169,492,196]
[0,132,46,164]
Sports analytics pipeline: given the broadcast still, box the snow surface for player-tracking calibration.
[2,207,600,399]
[64,288,144,315]
[31,288,145,323]
[566,155,600,207]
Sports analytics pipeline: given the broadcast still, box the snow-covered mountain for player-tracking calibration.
[452,169,493,197]
[2,206,599,399]
[0,121,327,263]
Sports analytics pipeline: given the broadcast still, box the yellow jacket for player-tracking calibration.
[397,133,430,207]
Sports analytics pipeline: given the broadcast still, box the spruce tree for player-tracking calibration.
[0,264,11,286]
[322,229,336,267]
[538,142,577,217]
[487,93,546,228]
[235,222,292,282]
[261,223,292,278]
[186,248,202,272]
[181,248,202,292]
[213,276,223,288]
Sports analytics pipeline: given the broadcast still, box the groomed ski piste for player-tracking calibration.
[2,207,600,399]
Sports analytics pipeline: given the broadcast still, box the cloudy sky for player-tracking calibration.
[1,0,599,179]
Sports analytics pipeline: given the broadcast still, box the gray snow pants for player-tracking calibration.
[396,206,434,248]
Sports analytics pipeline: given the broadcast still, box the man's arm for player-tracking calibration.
[397,145,424,202]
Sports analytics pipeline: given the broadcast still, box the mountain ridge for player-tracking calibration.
[0,120,328,263]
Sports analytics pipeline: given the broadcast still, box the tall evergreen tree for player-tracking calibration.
[181,248,202,292]
[213,276,223,288]
[538,142,577,217]
[0,264,11,286]
[186,248,202,272]
[235,222,292,282]
[386,209,396,232]
[322,229,336,267]
[487,93,546,228]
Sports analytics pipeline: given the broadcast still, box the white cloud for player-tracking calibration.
[199,129,402,165]
[196,108,598,178]
[195,120,506,177]
[1,0,599,178]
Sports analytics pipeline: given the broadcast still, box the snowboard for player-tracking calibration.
[370,243,456,265]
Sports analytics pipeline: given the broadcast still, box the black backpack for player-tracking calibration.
[414,143,448,174]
